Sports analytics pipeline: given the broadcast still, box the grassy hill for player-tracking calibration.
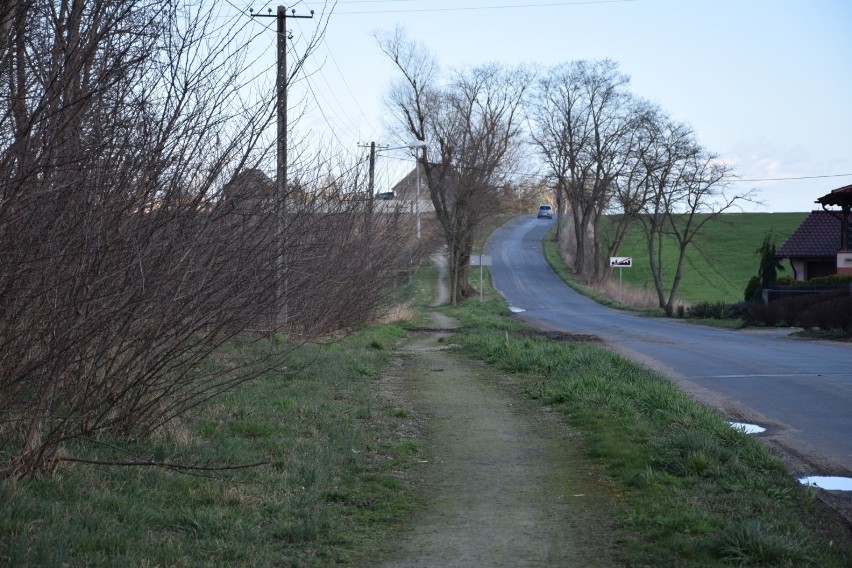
[606,212,808,305]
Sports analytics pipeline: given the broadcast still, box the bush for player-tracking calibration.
[776,274,852,287]
[746,302,782,327]
[743,275,761,302]
[687,301,745,320]
[726,302,751,319]
[745,290,850,328]
[811,274,852,286]
[799,296,852,331]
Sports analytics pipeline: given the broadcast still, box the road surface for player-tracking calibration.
[486,215,852,477]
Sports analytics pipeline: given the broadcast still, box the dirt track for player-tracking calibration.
[376,258,618,567]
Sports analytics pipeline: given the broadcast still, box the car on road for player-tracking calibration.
[537,204,553,219]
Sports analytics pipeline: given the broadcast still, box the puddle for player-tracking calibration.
[798,476,852,491]
[508,306,526,313]
[729,422,766,434]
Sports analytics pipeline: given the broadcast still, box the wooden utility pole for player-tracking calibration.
[251,5,313,330]
[358,142,380,269]
[368,141,376,202]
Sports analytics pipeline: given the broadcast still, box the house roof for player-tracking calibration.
[390,166,423,201]
[222,169,274,201]
[776,210,851,259]
[816,183,852,208]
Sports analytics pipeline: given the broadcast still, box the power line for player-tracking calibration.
[734,173,852,183]
[334,0,637,15]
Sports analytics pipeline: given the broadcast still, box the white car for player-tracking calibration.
[537,204,553,219]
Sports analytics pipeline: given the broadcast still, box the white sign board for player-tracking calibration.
[609,257,632,268]
[837,252,852,269]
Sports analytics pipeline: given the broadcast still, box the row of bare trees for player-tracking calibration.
[530,60,752,314]
[377,33,751,311]
[0,1,413,477]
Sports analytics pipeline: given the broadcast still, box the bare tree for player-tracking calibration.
[0,1,409,477]
[530,60,635,281]
[531,60,754,304]
[599,100,664,268]
[378,28,529,303]
[634,116,751,314]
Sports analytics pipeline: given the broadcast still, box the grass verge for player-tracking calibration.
[440,275,851,566]
[4,254,849,566]
[0,323,420,567]
[542,229,663,315]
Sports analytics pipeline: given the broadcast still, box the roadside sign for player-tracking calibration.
[470,253,492,303]
[609,257,632,301]
[609,257,632,268]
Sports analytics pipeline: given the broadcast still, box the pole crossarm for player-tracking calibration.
[250,6,315,21]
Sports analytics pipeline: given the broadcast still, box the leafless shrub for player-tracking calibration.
[0,1,413,477]
[800,296,852,331]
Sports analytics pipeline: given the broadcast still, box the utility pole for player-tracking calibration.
[368,141,376,202]
[408,142,427,239]
[251,5,313,330]
[357,141,387,203]
[358,142,381,268]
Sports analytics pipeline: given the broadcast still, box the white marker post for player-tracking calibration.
[470,253,492,303]
[609,257,632,301]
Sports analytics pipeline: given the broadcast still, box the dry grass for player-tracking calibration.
[557,223,666,310]
[590,278,664,309]
[374,300,418,324]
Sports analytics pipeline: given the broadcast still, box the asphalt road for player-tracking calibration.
[485,214,852,476]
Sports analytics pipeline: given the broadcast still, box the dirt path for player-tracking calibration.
[378,259,618,567]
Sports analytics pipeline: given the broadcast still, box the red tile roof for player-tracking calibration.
[776,210,851,258]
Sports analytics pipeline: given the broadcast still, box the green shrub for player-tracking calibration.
[757,235,784,289]
[743,275,761,302]
[688,302,726,319]
[777,274,852,287]
[687,301,747,320]
[810,274,852,286]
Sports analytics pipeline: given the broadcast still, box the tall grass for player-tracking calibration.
[442,294,852,566]
[0,325,420,567]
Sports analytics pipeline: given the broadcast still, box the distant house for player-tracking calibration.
[390,165,435,216]
[222,168,275,213]
[776,184,852,280]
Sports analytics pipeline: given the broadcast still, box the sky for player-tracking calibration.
[236,0,852,212]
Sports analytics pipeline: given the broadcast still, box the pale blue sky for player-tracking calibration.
[242,0,852,212]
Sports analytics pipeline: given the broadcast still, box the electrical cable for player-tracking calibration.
[733,173,852,183]
[334,0,638,15]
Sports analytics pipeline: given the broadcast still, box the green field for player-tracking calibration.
[605,212,808,304]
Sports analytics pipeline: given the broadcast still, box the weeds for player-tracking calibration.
[0,324,418,567]
[717,519,814,566]
[443,292,852,567]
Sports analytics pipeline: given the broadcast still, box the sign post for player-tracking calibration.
[470,253,492,303]
[609,257,632,301]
